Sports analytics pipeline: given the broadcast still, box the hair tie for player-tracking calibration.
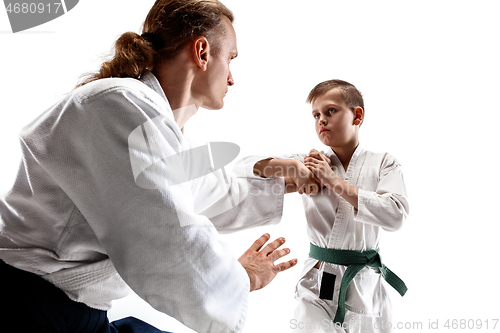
[141,32,160,48]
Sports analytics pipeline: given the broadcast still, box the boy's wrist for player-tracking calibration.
[329,176,344,193]
[330,177,359,208]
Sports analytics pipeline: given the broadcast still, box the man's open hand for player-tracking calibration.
[238,234,298,291]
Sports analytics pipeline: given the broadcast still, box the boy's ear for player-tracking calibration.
[353,107,364,125]
[192,36,210,71]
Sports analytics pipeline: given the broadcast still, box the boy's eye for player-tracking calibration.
[328,108,336,113]
[313,113,320,119]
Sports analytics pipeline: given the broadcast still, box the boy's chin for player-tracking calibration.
[318,138,332,147]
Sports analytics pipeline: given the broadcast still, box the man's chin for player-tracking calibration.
[202,101,224,110]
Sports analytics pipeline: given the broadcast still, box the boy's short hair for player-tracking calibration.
[306,80,364,115]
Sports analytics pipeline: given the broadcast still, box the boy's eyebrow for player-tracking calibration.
[311,103,340,114]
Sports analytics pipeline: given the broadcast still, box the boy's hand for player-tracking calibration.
[292,162,320,195]
[305,150,360,209]
[238,233,298,291]
[308,149,331,166]
[304,153,339,190]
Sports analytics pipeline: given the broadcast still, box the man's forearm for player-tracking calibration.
[284,177,298,193]
[253,158,301,178]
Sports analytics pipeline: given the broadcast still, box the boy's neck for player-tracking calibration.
[331,141,359,171]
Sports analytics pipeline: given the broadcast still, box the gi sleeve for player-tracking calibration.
[204,152,314,232]
[203,155,285,233]
[23,83,250,333]
[203,152,313,232]
[353,154,410,232]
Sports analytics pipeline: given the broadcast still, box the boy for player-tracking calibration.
[253,80,409,332]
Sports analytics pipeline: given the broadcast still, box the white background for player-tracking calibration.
[1,1,500,332]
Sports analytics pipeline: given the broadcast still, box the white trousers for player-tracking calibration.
[291,267,393,333]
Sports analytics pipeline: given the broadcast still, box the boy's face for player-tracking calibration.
[311,88,362,149]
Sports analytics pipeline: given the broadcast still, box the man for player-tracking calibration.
[0,1,298,332]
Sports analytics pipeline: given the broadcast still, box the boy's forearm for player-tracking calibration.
[331,177,359,209]
[253,158,301,178]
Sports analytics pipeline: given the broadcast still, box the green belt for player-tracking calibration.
[309,243,408,324]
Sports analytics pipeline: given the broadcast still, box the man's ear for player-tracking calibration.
[353,107,364,125]
[192,36,210,71]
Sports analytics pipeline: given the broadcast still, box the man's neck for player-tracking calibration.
[153,55,200,130]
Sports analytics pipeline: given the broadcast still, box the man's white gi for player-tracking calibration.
[290,146,409,333]
[0,71,284,333]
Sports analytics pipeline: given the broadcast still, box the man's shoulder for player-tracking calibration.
[73,77,152,104]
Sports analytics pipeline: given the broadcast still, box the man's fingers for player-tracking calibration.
[248,233,271,252]
[268,247,290,262]
[262,237,285,256]
[275,259,298,272]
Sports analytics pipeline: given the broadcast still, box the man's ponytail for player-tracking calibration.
[77,32,156,87]
[77,0,233,88]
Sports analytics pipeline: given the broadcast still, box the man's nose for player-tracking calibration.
[227,71,234,86]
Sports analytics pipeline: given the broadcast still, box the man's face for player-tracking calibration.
[199,16,238,110]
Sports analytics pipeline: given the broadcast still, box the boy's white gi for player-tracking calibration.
[290,146,409,333]
[0,71,284,333]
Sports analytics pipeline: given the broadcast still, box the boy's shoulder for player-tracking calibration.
[361,148,402,171]
[362,148,397,160]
